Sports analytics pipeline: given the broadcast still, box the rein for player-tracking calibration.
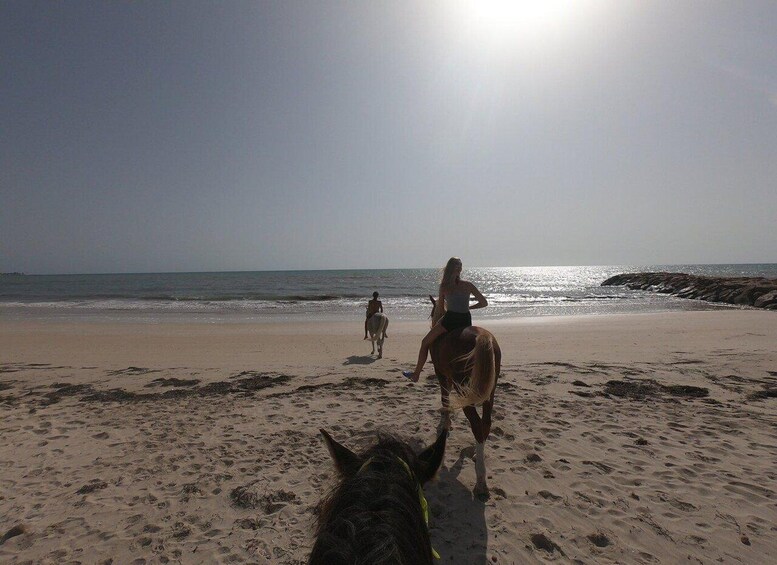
[358,456,441,560]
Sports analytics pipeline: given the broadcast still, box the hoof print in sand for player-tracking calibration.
[76,479,108,495]
[171,522,192,539]
[530,533,563,554]
[230,484,299,513]
[180,483,203,501]
[588,532,611,547]
[235,518,263,530]
[538,490,562,501]
[491,426,515,440]
[0,524,27,546]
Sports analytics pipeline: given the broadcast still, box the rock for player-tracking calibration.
[601,273,777,310]
[754,289,777,308]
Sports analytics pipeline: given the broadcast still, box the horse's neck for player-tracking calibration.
[431,302,445,326]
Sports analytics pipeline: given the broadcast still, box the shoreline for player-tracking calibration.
[0,297,748,324]
[2,310,776,563]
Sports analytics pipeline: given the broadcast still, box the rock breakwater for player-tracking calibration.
[601,272,777,310]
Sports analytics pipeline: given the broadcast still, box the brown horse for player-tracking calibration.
[311,429,447,564]
[428,296,501,497]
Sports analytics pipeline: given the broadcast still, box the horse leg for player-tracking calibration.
[437,375,452,433]
[377,336,383,359]
[481,399,493,441]
[463,405,488,497]
[474,441,487,498]
[470,348,499,495]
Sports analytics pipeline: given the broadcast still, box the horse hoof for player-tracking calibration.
[474,484,490,500]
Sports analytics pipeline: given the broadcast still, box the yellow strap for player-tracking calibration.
[394,458,441,560]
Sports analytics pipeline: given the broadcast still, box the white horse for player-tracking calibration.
[366,313,389,358]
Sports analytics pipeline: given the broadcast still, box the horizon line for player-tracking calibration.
[3,262,777,277]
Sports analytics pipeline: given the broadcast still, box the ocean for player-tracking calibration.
[1,264,776,323]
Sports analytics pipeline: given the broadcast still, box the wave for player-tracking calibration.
[156,294,351,302]
[0,293,363,303]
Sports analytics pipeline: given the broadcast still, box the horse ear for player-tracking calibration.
[416,429,447,484]
[320,429,361,476]
[429,295,436,305]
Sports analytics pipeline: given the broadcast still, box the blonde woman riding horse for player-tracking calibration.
[403,257,500,496]
[403,257,488,384]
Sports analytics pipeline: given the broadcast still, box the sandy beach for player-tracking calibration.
[1,311,776,564]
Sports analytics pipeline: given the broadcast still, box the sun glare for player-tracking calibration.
[452,0,584,49]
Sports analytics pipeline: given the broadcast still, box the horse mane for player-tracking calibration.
[310,436,434,565]
[430,295,445,327]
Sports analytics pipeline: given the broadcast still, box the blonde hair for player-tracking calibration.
[439,257,462,295]
[430,257,462,325]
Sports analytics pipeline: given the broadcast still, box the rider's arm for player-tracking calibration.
[468,282,488,309]
[379,301,383,313]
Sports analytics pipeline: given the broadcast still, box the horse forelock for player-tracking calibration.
[312,437,433,564]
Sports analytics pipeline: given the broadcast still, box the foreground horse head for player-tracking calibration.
[428,295,501,497]
[311,428,447,564]
[367,312,389,358]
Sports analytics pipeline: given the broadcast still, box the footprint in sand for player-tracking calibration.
[530,532,564,555]
[537,490,562,501]
[587,532,611,547]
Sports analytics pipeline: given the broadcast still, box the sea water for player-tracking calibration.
[1,265,776,323]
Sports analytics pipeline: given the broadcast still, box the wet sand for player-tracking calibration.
[1,311,776,563]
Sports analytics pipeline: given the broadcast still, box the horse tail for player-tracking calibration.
[450,333,496,410]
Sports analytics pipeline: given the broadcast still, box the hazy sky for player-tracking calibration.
[2,1,776,274]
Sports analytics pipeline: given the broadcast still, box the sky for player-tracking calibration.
[2,1,776,274]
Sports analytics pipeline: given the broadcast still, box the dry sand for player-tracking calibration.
[1,311,776,564]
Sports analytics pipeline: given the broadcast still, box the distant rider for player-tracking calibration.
[364,291,384,339]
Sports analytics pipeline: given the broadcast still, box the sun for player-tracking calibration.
[451,0,582,48]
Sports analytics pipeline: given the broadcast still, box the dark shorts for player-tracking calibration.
[441,310,472,332]
[366,312,375,320]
